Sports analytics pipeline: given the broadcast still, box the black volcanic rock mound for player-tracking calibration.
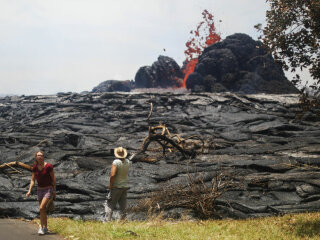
[187,33,299,94]
[92,80,134,92]
[135,55,183,88]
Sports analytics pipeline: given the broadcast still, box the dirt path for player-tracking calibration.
[0,219,64,240]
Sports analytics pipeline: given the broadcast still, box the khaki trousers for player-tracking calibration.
[104,188,128,221]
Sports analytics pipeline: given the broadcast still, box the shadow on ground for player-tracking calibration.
[293,219,320,238]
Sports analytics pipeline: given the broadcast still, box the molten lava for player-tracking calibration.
[182,10,221,88]
[181,59,198,88]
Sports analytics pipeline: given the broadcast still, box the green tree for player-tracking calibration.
[256,0,320,112]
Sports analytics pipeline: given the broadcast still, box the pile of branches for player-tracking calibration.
[133,170,243,219]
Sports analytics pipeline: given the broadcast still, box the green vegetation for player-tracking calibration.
[258,0,320,87]
[41,212,320,240]
[256,0,320,112]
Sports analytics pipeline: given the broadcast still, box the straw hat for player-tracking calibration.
[114,147,127,159]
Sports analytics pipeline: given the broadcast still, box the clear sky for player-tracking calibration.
[0,0,292,95]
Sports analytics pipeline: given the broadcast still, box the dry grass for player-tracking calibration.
[132,170,243,219]
[43,212,320,240]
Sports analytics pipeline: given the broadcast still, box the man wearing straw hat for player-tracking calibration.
[105,146,131,221]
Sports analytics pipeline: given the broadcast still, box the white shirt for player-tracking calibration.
[112,158,131,188]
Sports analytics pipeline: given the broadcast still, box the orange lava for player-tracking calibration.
[182,59,198,88]
[180,10,221,88]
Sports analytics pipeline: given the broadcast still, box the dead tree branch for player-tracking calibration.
[3,163,23,174]
[131,100,213,163]
[0,161,32,172]
[132,123,203,162]
[141,134,195,157]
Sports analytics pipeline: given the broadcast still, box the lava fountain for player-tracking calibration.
[181,10,221,88]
